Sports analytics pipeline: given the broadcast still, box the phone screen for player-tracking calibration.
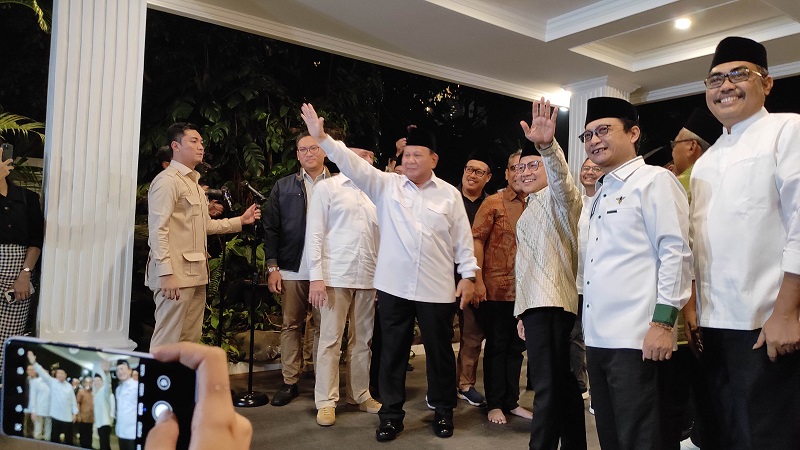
[2,337,196,449]
[1,143,13,162]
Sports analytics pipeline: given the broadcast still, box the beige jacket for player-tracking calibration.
[146,161,242,289]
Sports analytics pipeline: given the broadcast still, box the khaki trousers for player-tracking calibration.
[151,285,207,348]
[280,280,320,385]
[315,287,376,409]
[456,304,485,390]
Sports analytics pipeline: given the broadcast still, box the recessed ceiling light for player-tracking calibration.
[675,18,691,30]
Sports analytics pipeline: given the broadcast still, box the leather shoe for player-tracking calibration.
[376,419,404,442]
[432,413,453,438]
[270,383,298,406]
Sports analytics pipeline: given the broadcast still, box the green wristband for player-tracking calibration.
[652,304,678,327]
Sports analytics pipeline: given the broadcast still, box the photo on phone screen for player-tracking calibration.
[1,143,13,162]
[2,337,196,450]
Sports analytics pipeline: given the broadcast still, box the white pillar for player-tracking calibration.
[38,0,148,349]
[563,77,640,190]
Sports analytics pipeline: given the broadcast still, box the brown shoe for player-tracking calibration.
[316,407,336,426]
[359,398,382,414]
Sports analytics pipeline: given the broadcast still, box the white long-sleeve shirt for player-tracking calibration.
[94,371,115,428]
[318,137,478,303]
[514,140,582,317]
[27,376,50,416]
[583,156,692,349]
[115,378,137,440]
[691,108,800,330]
[306,174,379,289]
[576,195,592,295]
[32,363,78,422]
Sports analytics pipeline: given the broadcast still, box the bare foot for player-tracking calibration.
[509,406,533,420]
[487,408,507,424]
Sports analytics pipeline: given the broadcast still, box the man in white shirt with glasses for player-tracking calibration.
[690,36,800,449]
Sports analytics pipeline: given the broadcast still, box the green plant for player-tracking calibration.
[0,0,51,33]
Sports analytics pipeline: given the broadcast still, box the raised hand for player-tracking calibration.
[300,103,327,141]
[519,97,559,147]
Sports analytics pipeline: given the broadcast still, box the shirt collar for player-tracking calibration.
[403,171,441,190]
[607,156,645,182]
[728,107,768,135]
[169,159,195,176]
[301,167,330,183]
[503,187,524,203]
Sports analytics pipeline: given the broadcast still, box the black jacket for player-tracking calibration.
[262,171,309,272]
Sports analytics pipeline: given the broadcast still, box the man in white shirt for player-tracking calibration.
[94,361,115,450]
[300,103,478,442]
[114,360,138,450]
[515,98,585,449]
[27,351,79,445]
[26,363,51,440]
[581,97,692,450]
[264,132,330,406]
[690,36,800,449]
[307,135,382,426]
[573,157,601,402]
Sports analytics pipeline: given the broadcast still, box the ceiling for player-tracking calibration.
[147,0,800,106]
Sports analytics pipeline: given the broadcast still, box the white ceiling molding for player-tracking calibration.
[564,75,640,96]
[147,0,554,101]
[424,0,546,40]
[631,59,800,104]
[572,16,800,72]
[545,0,677,42]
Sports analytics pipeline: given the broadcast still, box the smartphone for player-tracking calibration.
[1,143,13,162]
[2,336,196,449]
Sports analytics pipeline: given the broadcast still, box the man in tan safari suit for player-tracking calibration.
[147,122,260,347]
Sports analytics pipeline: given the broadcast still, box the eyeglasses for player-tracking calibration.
[579,124,618,143]
[704,66,764,89]
[513,161,542,173]
[670,139,694,149]
[297,145,321,154]
[464,166,489,177]
[580,166,603,174]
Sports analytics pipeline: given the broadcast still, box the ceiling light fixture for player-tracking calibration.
[675,18,691,30]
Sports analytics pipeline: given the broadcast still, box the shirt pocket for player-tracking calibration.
[182,251,206,277]
[182,194,203,217]
[421,198,451,236]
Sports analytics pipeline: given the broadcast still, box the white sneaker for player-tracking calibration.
[425,395,435,410]
[588,402,595,415]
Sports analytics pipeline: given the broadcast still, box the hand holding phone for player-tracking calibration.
[145,343,252,450]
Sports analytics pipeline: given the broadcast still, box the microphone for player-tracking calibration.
[241,181,267,202]
[221,186,234,211]
[205,188,224,198]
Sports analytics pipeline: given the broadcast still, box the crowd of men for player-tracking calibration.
[23,352,138,450]
[146,36,799,449]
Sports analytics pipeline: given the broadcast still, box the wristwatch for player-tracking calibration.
[21,267,32,275]
[268,266,280,274]
[465,276,476,282]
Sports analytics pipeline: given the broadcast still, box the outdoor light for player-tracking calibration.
[675,18,691,30]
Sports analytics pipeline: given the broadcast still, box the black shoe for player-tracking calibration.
[270,383,298,406]
[376,419,404,442]
[432,413,454,438]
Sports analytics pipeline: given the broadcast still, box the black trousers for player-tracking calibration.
[482,300,525,411]
[659,345,721,450]
[570,295,589,392]
[521,307,586,450]
[97,425,112,450]
[703,327,800,450]
[50,419,74,445]
[377,291,457,422]
[587,347,675,450]
[118,437,136,450]
[77,422,92,448]
[370,305,382,396]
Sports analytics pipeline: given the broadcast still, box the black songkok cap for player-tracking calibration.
[584,97,638,127]
[710,36,768,71]
[344,134,377,152]
[520,139,539,158]
[406,127,437,153]
[643,145,673,168]
[683,108,722,145]
[467,147,496,172]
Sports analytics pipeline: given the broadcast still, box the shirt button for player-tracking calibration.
[590,259,593,262]
[586,304,590,308]
[586,281,590,285]
[598,215,601,219]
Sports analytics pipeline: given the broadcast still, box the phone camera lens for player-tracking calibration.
[157,375,171,390]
